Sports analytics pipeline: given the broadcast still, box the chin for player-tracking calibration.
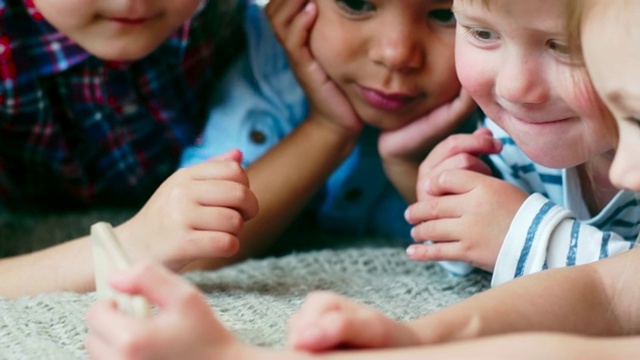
[82,42,160,62]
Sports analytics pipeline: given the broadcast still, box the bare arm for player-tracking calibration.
[409,249,640,344]
[1,153,259,298]
[286,250,640,353]
[0,236,94,297]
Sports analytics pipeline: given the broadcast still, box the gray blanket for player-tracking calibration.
[0,209,490,360]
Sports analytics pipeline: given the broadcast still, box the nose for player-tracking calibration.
[495,54,550,105]
[368,23,424,73]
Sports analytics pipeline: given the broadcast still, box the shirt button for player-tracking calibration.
[343,188,362,202]
[249,130,267,144]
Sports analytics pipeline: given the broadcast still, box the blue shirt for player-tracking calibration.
[180,4,412,242]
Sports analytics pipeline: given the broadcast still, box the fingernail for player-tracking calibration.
[423,180,431,193]
[406,246,416,257]
[304,1,316,12]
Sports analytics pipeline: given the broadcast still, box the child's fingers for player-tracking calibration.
[204,148,243,163]
[108,262,198,310]
[286,1,317,51]
[418,133,502,174]
[424,169,488,197]
[409,217,461,244]
[178,232,241,260]
[85,300,145,355]
[266,0,308,37]
[404,195,462,226]
[420,153,494,186]
[189,206,244,235]
[188,159,248,185]
[289,292,416,351]
[188,179,259,220]
[84,333,120,360]
[406,242,467,263]
[473,127,493,137]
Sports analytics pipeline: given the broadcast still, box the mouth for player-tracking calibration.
[511,114,573,125]
[357,85,422,111]
[102,13,161,25]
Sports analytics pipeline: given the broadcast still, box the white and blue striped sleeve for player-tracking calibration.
[492,193,634,286]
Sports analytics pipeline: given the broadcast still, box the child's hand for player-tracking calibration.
[378,89,477,165]
[378,90,478,201]
[85,262,241,360]
[416,127,502,186]
[116,149,259,272]
[266,0,363,136]
[287,291,419,351]
[405,169,528,272]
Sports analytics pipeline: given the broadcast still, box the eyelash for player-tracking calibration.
[463,26,499,43]
[335,0,375,16]
[625,116,640,129]
[335,0,456,27]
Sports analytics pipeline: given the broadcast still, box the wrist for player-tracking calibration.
[304,114,361,159]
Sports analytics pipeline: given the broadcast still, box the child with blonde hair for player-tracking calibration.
[405,0,638,286]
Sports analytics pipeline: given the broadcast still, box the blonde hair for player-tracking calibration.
[566,0,619,144]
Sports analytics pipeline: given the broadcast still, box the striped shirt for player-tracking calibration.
[485,119,640,286]
[0,0,245,211]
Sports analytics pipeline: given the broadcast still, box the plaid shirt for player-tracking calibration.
[0,0,246,211]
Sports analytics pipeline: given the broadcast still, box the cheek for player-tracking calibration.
[309,20,340,73]
[455,50,490,106]
[33,0,96,29]
[454,38,491,100]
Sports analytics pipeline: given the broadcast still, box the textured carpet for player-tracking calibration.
[0,210,491,360]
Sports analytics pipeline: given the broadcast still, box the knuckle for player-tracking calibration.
[214,233,239,257]
[225,211,244,233]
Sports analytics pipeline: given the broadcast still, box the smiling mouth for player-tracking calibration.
[512,115,573,125]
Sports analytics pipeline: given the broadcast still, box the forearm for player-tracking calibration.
[241,118,356,252]
[0,236,94,298]
[408,262,621,344]
[235,333,634,360]
[382,159,419,203]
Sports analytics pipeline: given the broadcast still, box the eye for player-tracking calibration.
[547,40,569,55]
[625,116,640,130]
[428,9,456,28]
[336,0,376,16]
[463,26,499,42]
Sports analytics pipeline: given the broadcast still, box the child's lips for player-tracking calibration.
[358,85,421,111]
[102,12,161,25]
[105,17,151,25]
